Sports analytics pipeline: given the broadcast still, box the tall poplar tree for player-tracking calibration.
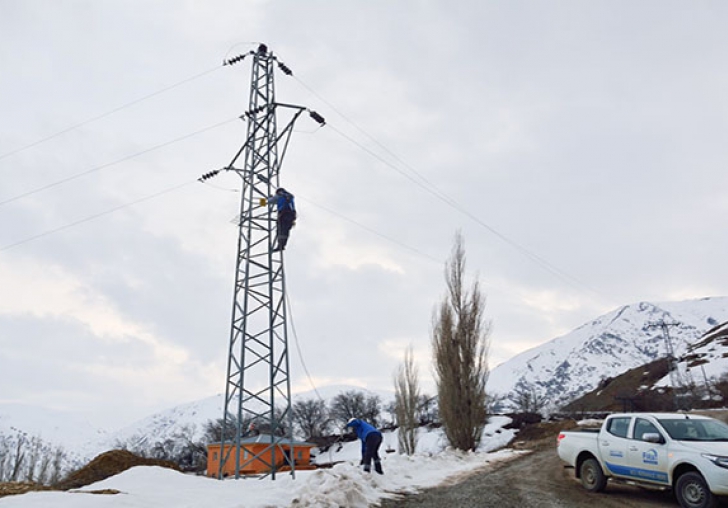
[432,232,491,451]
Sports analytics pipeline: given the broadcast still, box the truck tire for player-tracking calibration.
[675,471,717,508]
[579,457,607,492]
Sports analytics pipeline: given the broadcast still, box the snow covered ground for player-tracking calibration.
[0,417,519,508]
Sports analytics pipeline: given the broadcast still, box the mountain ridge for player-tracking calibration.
[487,296,728,411]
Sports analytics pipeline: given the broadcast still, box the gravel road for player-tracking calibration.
[378,445,728,508]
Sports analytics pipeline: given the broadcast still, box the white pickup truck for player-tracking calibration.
[557,413,728,508]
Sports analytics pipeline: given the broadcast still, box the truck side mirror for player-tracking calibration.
[643,433,664,444]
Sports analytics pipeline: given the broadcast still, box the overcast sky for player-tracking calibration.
[2,1,727,430]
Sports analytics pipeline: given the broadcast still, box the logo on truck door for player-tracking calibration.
[642,449,658,465]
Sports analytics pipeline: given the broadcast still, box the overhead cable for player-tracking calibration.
[0,181,195,253]
[285,290,326,404]
[0,117,239,209]
[298,196,443,266]
[325,121,604,300]
[0,65,223,163]
[288,73,608,301]
[298,195,511,295]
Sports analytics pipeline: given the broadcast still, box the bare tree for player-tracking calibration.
[0,435,10,481]
[432,232,490,451]
[330,390,381,427]
[48,446,66,485]
[10,433,27,481]
[203,412,254,444]
[714,372,728,401]
[416,395,438,425]
[292,398,331,440]
[508,382,549,414]
[36,449,52,485]
[394,345,420,455]
[362,394,381,427]
[25,436,45,483]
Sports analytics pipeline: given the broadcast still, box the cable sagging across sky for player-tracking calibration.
[0,65,223,163]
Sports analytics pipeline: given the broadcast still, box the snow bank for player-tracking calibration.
[1,418,520,508]
[291,448,519,508]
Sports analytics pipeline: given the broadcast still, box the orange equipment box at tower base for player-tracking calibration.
[207,434,317,477]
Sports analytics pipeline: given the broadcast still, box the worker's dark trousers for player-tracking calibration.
[363,432,383,473]
[277,211,295,250]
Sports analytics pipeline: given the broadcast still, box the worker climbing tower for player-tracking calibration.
[206,44,324,480]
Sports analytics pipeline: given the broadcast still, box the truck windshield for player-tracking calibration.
[657,418,728,441]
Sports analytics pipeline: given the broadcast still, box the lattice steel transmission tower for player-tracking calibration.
[647,320,685,393]
[203,44,324,480]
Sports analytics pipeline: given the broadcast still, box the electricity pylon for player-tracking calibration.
[647,320,684,388]
[201,44,324,480]
[646,320,685,407]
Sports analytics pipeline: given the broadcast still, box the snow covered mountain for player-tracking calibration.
[487,296,728,411]
[87,394,226,458]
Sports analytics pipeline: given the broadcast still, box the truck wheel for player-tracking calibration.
[579,457,607,492]
[675,472,717,508]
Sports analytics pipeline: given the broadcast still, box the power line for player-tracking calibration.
[285,291,325,404]
[282,67,611,306]
[0,181,194,253]
[0,65,223,163]
[324,121,604,298]
[298,196,444,266]
[0,177,440,279]
[296,195,513,296]
[289,72,611,302]
[292,74,433,189]
[0,117,239,209]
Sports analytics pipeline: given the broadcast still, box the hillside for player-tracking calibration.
[559,320,728,413]
[680,320,728,378]
[487,297,728,411]
[560,357,672,413]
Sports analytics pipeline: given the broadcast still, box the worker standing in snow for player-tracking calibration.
[263,187,296,251]
[346,418,384,474]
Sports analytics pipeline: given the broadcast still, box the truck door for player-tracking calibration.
[626,417,669,485]
[600,416,632,479]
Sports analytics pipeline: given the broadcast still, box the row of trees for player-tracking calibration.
[291,390,381,440]
[108,389,399,473]
[0,432,68,484]
[291,390,439,442]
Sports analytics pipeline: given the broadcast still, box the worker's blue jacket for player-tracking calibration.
[346,419,381,455]
[272,191,295,214]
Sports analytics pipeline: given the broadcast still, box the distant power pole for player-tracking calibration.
[646,320,684,393]
[200,44,324,480]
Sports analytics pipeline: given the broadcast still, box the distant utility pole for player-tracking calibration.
[200,44,324,480]
[646,320,684,392]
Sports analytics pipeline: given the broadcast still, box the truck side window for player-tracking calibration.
[607,417,630,438]
[634,418,661,441]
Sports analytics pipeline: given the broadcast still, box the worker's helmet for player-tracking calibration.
[276,187,286,195]
[347,418,356,425]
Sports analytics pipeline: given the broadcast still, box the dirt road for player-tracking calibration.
[378,445,728,508]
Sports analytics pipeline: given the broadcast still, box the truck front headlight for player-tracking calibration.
[702,454,728,469]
